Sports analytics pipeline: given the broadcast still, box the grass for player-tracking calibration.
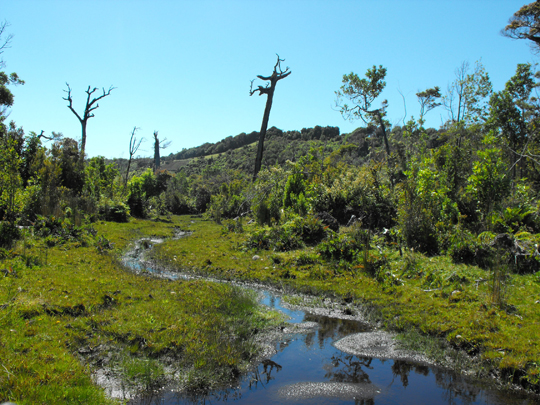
[150,216,540,394]
[0,216,284,404]
[3,214,539,402]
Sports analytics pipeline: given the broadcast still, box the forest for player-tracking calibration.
[2,2,540,404]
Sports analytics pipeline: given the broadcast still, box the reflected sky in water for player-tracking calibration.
[130,291,536,405]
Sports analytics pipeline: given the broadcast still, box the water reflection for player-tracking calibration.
[303,313,370,350]
[131,315,536,405]
[249,359,283,388]
[325,353,373,384]
[123,242,538,405]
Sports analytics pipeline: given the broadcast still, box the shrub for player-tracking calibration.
[0,222,21,248]
[222,218,243,234]
[318,232,361,262]
[127,177,149,218]
[447,228,491,268]
[97,196,130,222]
[243,215,326,251]
[33,214,91,245]
[163,191,193,215]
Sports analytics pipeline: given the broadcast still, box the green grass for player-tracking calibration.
[150,216,540,393]
[4,214,539,402]
[0,216,284,404]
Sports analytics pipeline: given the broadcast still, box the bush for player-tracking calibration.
[0,222,21,248]
[163,191,193,215]
[318,232,361,262]
[127,177,149,218]
[447,228,491,268]
[33,214,89,245]
[243,215,326,252]
[97,196,130,222]
[207,192,245,223]
[222,218,243,234]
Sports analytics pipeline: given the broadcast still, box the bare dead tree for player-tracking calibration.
[63,83,115,165]
[153,130,171,172]
[125,126,143,186]
[0,20,13,69]
[249,54,291,181]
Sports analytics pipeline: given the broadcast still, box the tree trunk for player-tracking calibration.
[154,140,160,171]
[253,87,275,181]
[249,55,291,181]
[80,120,87,164]
[375,111,390,157]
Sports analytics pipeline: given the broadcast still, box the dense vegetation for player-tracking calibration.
[2,2,540,402]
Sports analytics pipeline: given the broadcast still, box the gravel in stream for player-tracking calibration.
[334,330,432,364]
[278,381,382,400]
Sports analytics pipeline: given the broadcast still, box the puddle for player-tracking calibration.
[119,236,537,405]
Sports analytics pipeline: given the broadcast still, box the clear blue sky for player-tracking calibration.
[1,0,536,159]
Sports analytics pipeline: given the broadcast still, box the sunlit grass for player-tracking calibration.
[0,216,284,404]
[151,216,540,392]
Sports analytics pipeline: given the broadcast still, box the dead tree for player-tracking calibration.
[125,126,143,186]
[249,54,291,181]
[0,20,13,69]
[63,83,115,164]
[153,131,171,172]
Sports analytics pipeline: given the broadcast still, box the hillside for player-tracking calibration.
[154,123,441,178]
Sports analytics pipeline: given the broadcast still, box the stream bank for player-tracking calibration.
[118,233,538,405]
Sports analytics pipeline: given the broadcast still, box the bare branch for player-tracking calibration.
[126,126,144,186]
[0,20,13,68]
[63,83,83,123]
[397,87,408,126]
[62,83,115,164]
[160,140,172,149]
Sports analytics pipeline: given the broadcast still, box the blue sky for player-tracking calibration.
[1,0,536,159]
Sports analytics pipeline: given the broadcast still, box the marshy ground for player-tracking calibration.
[1,214,540,404]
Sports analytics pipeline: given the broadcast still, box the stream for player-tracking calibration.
[118,236,536,405]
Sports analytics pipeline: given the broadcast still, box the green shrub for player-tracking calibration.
[222,218,243,234]
[0,222,21,248]
[318,232,361,262]
[163,191,193,215]
[97,196,130,222]
[127,177,149,218]
[447,228,491,268]
[33,214,92,245]
[243,215,326,252]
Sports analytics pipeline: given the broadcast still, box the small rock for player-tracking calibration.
[252,255,260,261]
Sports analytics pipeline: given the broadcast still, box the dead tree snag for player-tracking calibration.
[249,54,291,181]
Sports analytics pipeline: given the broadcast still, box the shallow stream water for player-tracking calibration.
[122,237,537,405]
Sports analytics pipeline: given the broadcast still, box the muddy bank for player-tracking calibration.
[119,234,537,404]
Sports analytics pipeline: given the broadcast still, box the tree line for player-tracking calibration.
[1,2,540,272]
